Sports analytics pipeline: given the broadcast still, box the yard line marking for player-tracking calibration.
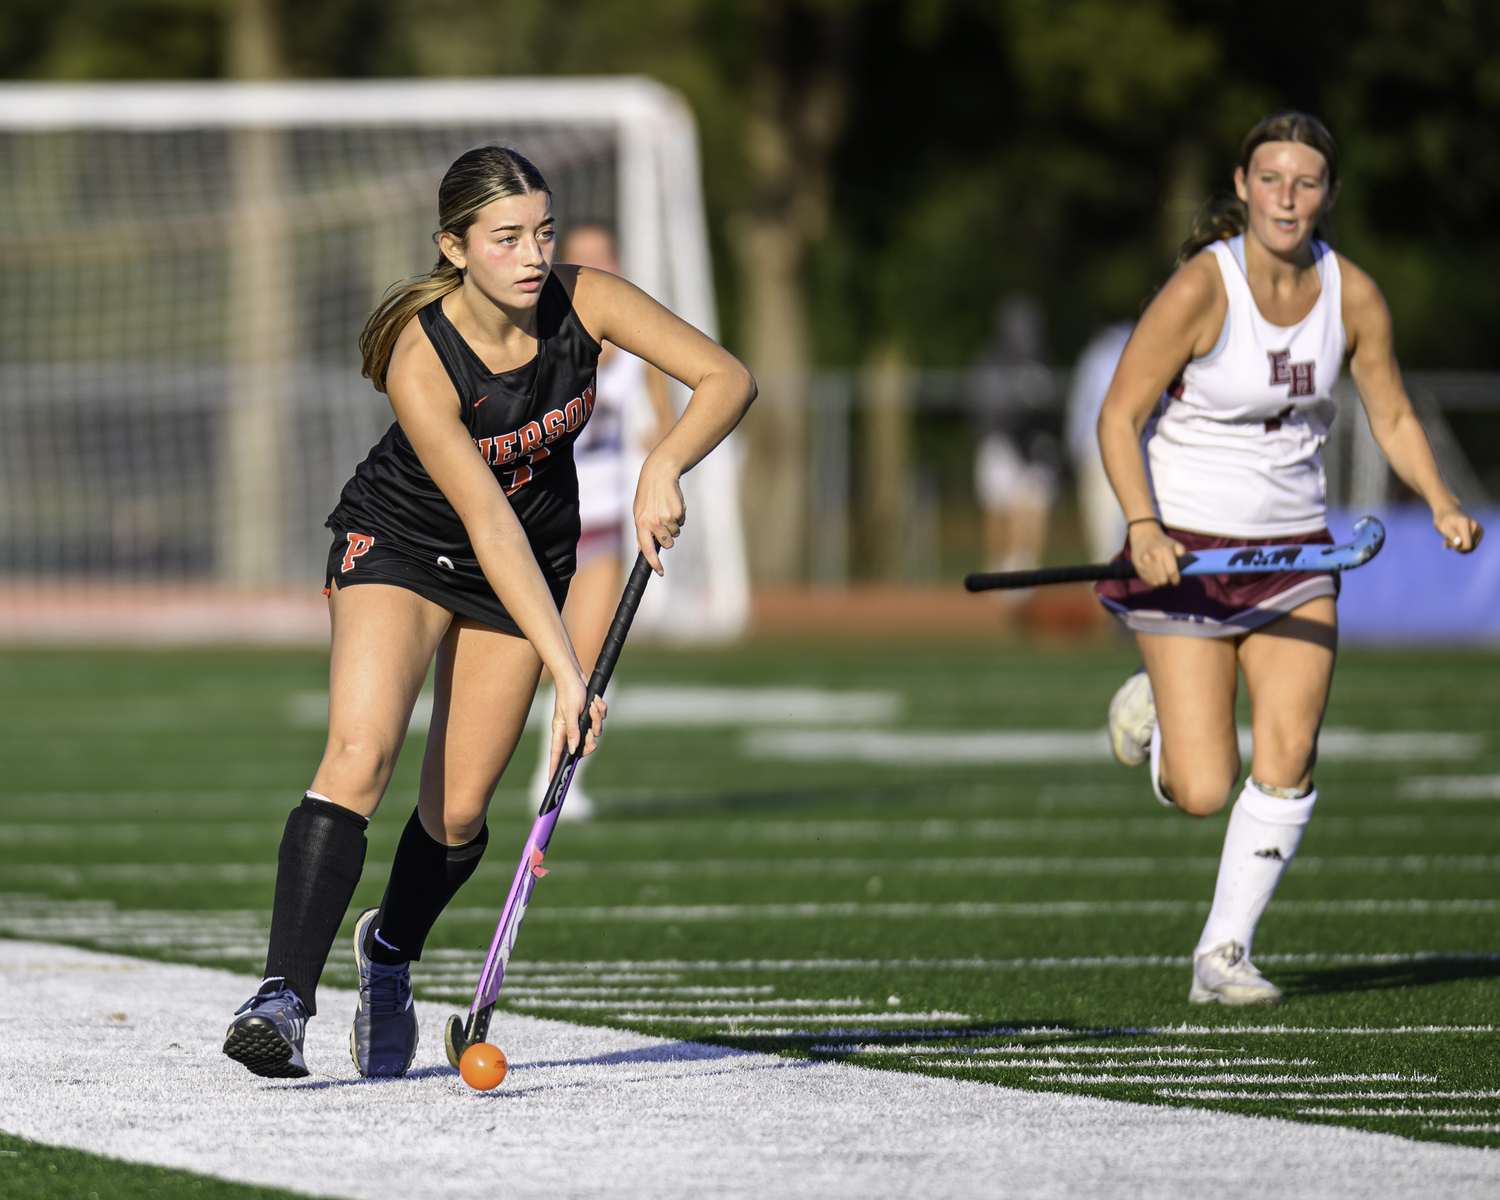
[0,824,283,846]
[1298,1108,1500,1117]
[6,856,1499,890]
[1400,774,1500,800]
[444,899,1499,922]
[3,863,281,885]
[742,727,1482,765]
[483,856,1500,880]
[289,685,901,733]
[716,816,1437,844]
[826,1045,1237,1056]
[1431,1123,1500,1133]
[743,729,1113,763]
[1159,1090,1500,1100]
[609,1011,972,1024]
[487,953,1500,971]
[1039,1073,1431,1085]
[500,986,774,998]
[904,1057,1298,1069]
[803,1025,1498,1039]
[509,998,870,1011]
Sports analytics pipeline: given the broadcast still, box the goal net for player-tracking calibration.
[0,79,746,643]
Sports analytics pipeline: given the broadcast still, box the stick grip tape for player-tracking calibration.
[964,561,1140,591]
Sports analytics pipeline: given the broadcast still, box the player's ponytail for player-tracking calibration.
[1175,110,1339,267]
[360,145,551,392]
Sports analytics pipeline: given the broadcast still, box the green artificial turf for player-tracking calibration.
[1,639,1497,1190]
[0,1130,310,1199]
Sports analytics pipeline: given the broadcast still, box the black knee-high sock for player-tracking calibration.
[366,808,489,966]
[262,794,368,1016]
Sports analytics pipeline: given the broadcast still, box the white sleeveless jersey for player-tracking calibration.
[573,347,644,530]
[1146,236,1345,538]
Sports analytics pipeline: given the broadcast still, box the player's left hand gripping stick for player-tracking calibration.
[445,551,654,1069]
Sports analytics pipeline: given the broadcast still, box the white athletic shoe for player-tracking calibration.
[1188,941,1283,1006]
[1107,668,1156,767]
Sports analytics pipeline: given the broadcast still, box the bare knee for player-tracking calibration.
[1251,729,1318,790]
[417,794,488,845]
[1164,770,1238,817]
[319,734,398,794]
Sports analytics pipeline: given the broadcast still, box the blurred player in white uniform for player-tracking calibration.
[529,223,673,818]
[1065,322,1133,563]
[971,295,1061,602]
[1096,111,1481,1005]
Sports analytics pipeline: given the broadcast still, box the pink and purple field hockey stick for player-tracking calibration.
[444,551,653,1067]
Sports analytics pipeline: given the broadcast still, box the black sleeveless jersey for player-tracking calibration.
[327,274,602,590]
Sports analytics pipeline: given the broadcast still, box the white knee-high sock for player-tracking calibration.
[1195,779,1316,958]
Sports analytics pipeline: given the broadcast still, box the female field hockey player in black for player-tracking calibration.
[222,145,755,1078]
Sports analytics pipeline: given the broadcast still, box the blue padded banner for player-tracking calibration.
[1329,507,1500,644]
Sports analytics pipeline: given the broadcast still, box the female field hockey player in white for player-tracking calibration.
[221,145,754,1079]
[1096,112,1481,1005]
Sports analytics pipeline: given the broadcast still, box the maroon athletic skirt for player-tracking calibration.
[1096,527,1339,638]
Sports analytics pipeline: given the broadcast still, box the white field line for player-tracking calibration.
[11,855,1500,888]
[1432,1124,1500,1133]
[1400,775,1500,800]
[1038,1073,1432,1085]
[501,986,774,998]
[807,1025,1499,1042]
[1160,1090,1500,1101]
[2,814,1462,846]
[289,685,902,734]
[613,1011,974,1025]
[5,898,1495,980]
[15,943,1500,1200]
[1298,1109,1500,1118]
[718,816,1435,843]
[919,1057,1296,1069]
[510,998,870,1011]
[860,1046,1237,1057]
[742,727,1483,765]
[490,953,1500,971]
[449,899,1499,922]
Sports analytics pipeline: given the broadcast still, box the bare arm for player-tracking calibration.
[1341,257,1482,553]
[565,266,756,574]
[384,321,604,759]
[1096,253,1227,585]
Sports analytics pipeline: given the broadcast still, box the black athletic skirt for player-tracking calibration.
[324,529,569,638]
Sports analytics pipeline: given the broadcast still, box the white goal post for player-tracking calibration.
[0,78,747,643]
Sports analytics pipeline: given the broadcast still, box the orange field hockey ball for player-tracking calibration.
[459,1042,508,1091]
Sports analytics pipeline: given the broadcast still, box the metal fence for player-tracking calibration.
[741,367,1500,585]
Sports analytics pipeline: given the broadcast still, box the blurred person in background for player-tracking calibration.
[1065,322,1134,563]
[528,223,675,819]
[970,295,1061,598]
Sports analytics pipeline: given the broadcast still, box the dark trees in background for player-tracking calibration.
[2,0,1497,370]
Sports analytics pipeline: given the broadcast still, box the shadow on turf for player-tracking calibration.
[514,1041,756,1070]
[279,1042,755,1090]
[1280,953,1500,998]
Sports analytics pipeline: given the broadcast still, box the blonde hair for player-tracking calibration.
[1177,110,1340,267]
[359,145,551,391]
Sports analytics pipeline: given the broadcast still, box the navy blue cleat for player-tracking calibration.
[350,907,419,1077]
[223,984,310,1078]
